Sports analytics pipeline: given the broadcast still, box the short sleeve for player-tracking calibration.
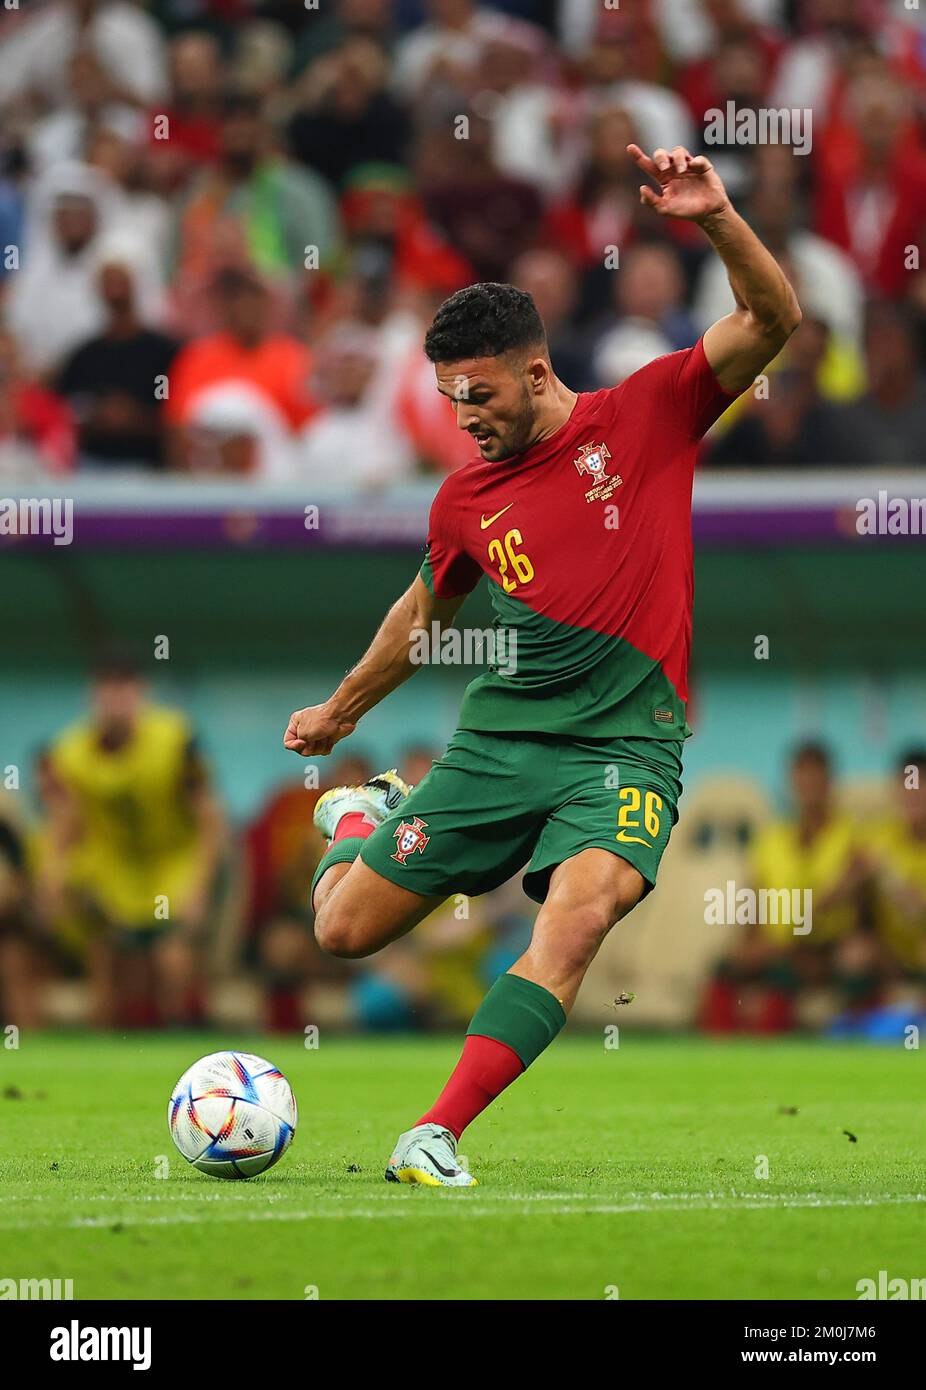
[419,479,483,599]
[625,337,743,441]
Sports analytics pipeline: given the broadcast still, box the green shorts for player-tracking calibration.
[360,729,683,905]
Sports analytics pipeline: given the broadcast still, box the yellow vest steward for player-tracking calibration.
[869,818,926,971]
[51,707,206,928]
[751,814,860,945]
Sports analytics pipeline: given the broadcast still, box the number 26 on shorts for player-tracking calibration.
[616,787,663,845]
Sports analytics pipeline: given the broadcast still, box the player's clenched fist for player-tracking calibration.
[283,703,356,756]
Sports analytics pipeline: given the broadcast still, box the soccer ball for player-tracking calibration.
[168,1051,297,1179]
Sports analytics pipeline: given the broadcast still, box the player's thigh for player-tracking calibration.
[314,856,445,959]
[524,736,681,906]
[359,728,543,902]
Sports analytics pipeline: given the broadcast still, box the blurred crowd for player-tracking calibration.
[1,0,925,481]
[0,668,924,1035]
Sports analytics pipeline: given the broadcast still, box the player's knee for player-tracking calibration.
[556,904,615,970]
[313,903,375,960]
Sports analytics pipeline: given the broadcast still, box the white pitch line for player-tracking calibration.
[1,1187,922,1206]
[0,1192,922,1232]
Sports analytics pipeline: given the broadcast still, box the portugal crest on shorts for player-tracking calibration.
[391,816,430,864]
[574,441,622,504]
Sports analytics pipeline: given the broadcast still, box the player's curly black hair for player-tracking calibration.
[424,282,547,363]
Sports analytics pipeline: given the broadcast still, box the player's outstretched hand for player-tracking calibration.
[627,143,729,224]
[283,704,356,757]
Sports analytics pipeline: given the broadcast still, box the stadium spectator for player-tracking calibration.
[7,163,163,376]
[336,163,472,298]
[0,0,167,112]
[0,329,75,476]
[510,248,597,392]
[592,242,696,387]
[830,303,926,469]
[706,315,852,468]
[543,102,701,328]
[677,0,784,127]
[56,257,179,471]
[288,36,411,190]
[581,8,695,155]
[165,266,317,477]
[391,0,544,108]
[147,30,224,183]
[171,87,341,302]
[287,0,397,78]
[297,321,415,485]
[690,30,777,199]
[416,112,543,282]
[473,25,566,197]
[86,124,172,275]
[813,68,926,299]
[0,141,26,288]
[26,48,148,177]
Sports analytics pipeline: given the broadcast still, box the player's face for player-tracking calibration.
[435,354,545,462]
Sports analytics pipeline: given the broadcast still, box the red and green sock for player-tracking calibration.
[417,973,567,1140]
[310,811,376,908]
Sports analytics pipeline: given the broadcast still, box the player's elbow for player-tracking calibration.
[748,296,802,354]
[770,284,802,340]
[780,291,802,338]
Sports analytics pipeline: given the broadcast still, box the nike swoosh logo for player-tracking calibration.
[480,504,514,530]
[420,1148,460,1179]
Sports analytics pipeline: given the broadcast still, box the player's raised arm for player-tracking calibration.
[628,143,802,393]
[283,576,467,757]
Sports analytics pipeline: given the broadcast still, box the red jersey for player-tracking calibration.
[419,338,740,739]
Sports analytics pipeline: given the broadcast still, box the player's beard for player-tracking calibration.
[486,383,537,462]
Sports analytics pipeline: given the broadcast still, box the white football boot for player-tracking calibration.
[384,1122,478,1187]
[313,768,411,840]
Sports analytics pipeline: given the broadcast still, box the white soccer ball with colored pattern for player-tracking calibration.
[168,1051,297,1179]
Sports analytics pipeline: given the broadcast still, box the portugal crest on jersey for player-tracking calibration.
[573,441,623,504]
[391,817,430,864]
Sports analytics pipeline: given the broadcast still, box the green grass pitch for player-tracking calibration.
[1,1032,923,1300]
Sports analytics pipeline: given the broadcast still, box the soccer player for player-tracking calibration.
[284,144,801,1185]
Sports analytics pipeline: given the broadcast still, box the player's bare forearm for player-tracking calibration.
[283,576,465,756]
[628,142,801,393]
[699,204,802,391]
